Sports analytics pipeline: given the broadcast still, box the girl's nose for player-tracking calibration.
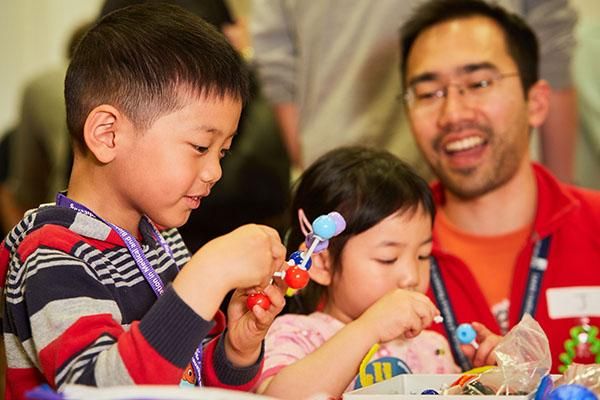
[398,259,420,290]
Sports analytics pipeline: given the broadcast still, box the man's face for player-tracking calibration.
[405,16,541,199]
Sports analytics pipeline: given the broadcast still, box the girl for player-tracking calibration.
[256,147,498,399]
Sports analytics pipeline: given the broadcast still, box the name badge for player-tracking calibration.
[546,287,600,319]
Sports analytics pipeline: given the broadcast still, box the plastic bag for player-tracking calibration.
[555,363,600,394]
[444,314,551,395]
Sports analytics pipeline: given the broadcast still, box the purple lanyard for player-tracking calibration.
[55,193,203,385]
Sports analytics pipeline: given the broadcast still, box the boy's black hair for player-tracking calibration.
[287,146,435,314]
[65,2,249,151]
[399,0,539,97]
[99,0,234,29]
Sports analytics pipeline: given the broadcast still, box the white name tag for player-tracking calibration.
[546,287,600,319]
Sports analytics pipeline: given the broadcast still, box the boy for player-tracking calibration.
[0,4,286,398]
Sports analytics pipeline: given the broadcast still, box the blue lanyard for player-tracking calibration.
[430,257,472,371]
[430,235,552,371]
[519,236,552,318]
[55,193,203,385]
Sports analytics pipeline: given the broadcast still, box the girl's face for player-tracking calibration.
[323,206,432,324]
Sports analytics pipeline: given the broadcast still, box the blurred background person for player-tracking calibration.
[251,0,579,184]
[572,0,600,189]
[0,22,91,234]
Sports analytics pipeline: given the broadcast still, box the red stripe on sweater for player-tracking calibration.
[209,310,226,337]
[0,243,9,289]
[118,322,183,384]
[16,225,119,262]
[5,367,46,400]
[39,314,124,387]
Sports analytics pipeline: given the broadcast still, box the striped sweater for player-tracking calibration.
[1,204,262,400]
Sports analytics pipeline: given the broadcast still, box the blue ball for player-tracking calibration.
[289,250,312,270]
[548,384,597,400]
[456,323,477,344]
[421,389,439,395]
[312,215,337,240]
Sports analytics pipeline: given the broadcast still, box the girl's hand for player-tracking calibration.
[224,284,285,367]
[460,321,502,367]
[356,289,440,344]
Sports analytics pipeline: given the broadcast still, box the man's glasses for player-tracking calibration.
[403,71,519,111]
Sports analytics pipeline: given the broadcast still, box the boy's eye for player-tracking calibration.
[375,258,397,265]
[418,254,432,261]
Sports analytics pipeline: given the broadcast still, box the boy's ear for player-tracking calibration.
[308,249,333,286]
[83,105,121,163]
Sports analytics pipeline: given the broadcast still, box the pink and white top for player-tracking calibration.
[259,312,460,392]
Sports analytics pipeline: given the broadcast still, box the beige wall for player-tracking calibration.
[0,1,102,138]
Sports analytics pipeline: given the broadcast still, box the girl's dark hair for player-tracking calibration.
[287,146,435,313]
[65,2,249,152]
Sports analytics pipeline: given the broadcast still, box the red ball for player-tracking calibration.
[284,266,310,289]
[246,292,271,310]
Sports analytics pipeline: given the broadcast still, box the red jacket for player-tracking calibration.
[427,163,600,373]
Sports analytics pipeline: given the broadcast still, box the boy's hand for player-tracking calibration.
[172,224,285,321]
[199,224,286,289]
[225,284,285,366]
[460,321,502,367]
[355,289,440,344]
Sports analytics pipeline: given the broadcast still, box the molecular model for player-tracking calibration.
[456,323,479,349]
[246,211,346,310]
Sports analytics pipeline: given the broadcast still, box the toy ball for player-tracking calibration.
[305,233,329,253]
[456,323,477,345]
[547,384,597,400]
[328,211,347,236]
[289,250,312,270]
[421,389,439,395]
[312,215,337,240]
[246,293,271,310]
[284,266,310,289]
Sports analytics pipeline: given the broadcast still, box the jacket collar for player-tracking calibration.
[431,162,579,242]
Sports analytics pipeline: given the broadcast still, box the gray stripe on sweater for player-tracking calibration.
[30,297,123,351]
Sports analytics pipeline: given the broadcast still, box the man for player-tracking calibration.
[572,0,600,189]
[400,0,600,372]
[251,0,577,182]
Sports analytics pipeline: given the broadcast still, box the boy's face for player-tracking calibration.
[323,207,432,323]
[115,94,242,229]
[404,16,535,199]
